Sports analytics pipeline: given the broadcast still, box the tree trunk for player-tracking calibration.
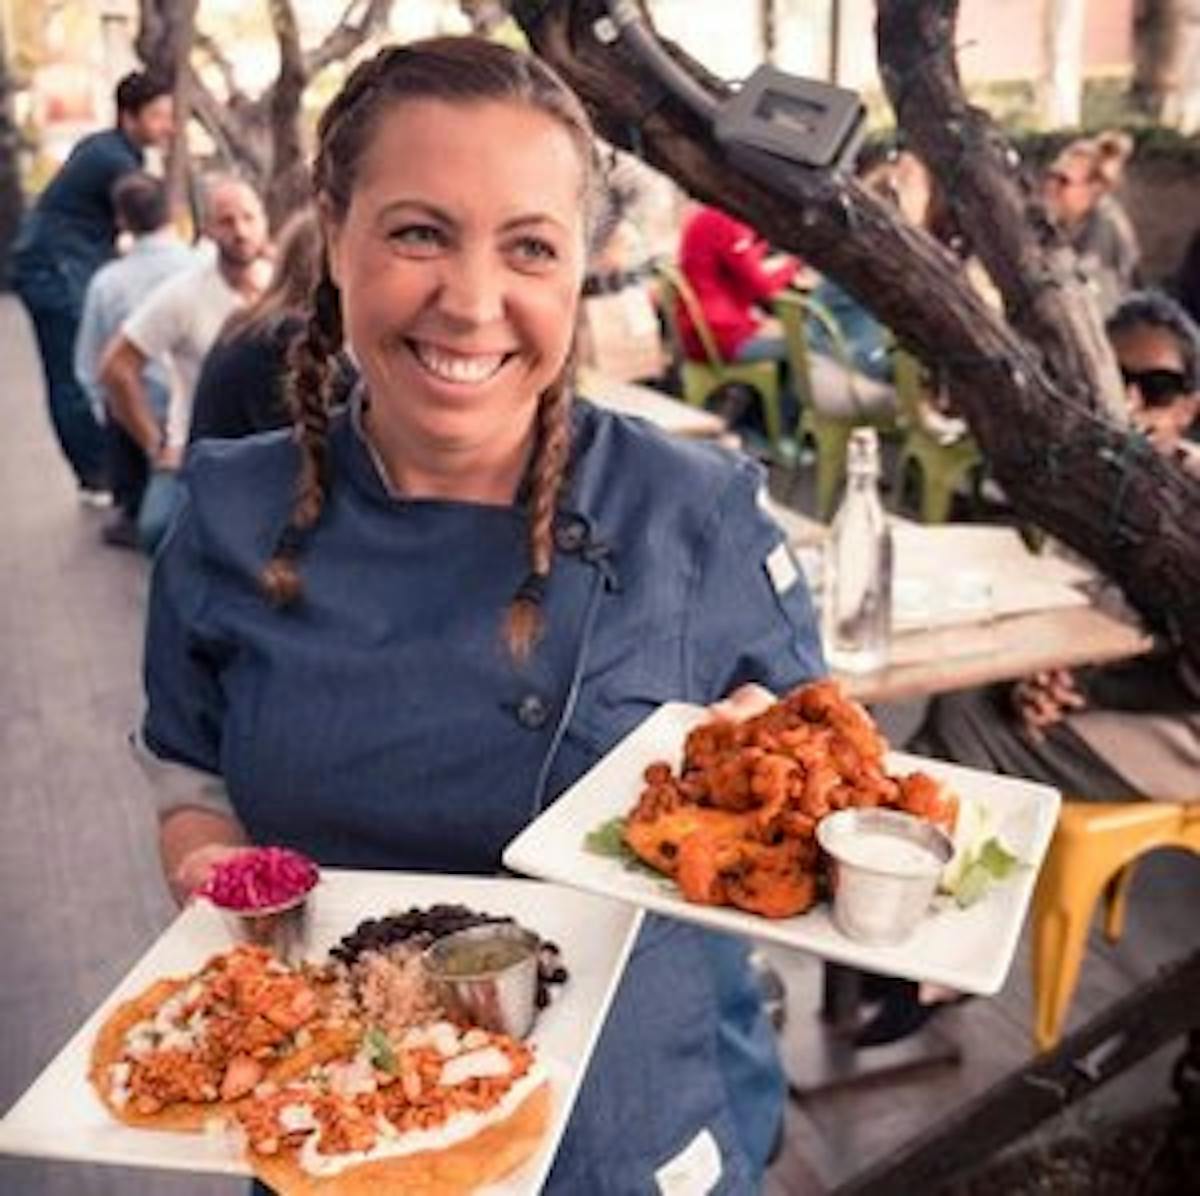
[136,0,396,229]
[761,0,777,64]
[264,0,308,228]
[165,0,198,224]
[1132,0,1200,132]
[514,0,1200,665]
[1037,0,1086,128]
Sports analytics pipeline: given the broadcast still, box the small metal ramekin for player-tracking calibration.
[422,923,541,1039]
[215,891,312,965]
[817,808,954,946]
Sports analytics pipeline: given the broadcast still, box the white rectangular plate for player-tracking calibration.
[0,871,642,1192]
[504,703,1059,996]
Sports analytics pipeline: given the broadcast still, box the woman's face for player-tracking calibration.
[1110,322,1200,449]
[1043,153,1100,227]
[325,98,588,455]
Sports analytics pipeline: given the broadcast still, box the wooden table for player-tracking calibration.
[840,605,1154,705]
[765,510,1156,705]
[577,370,732,441]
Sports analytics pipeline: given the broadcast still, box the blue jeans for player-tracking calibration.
[734,332,787,364]
[138,469,182,556]
[14,259,106,488]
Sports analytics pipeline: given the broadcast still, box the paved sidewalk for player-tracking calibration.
[0,295,239,1195]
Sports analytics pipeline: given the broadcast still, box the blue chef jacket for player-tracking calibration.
[143,398,824,1193]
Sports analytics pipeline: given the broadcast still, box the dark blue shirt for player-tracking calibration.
[13,127,143,281]
[144,399,824,1190]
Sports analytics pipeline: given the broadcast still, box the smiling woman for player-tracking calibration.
[140,37,827,1194]
[323,100,587,498]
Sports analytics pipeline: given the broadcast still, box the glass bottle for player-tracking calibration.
[822,428,892,673]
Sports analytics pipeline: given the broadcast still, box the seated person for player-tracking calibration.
[189,208,355,442]
[575,155,665,384]
[860,290,1200,1044]
[1042,132,1141,315]
[676,202,798,364]
[805,150,930,422]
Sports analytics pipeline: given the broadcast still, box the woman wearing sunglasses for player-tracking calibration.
[853,290,1200,1046]
[1042,132,1141,314]
[1109,291,1200,466]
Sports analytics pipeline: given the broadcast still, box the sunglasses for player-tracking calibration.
[1120,367,1190,407]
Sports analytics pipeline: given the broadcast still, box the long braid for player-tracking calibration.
[259,267,342,605]
[505,352,575,660]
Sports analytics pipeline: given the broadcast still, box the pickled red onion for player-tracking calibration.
[198,846,319,910]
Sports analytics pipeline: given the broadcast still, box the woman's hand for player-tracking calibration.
[1012,669,1085,741]
[170,842,248,907]
[708,683,777,723]
[153,442,184,472]
[159,807,249,907]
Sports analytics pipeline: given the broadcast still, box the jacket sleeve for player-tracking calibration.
[685,462,826,701]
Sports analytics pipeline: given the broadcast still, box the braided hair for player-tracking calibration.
[260,38,600,661]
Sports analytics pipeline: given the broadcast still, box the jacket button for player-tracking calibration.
[554,516,588,554]
[516,693,550,729]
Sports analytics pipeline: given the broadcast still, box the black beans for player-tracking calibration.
[329,902,570,1007]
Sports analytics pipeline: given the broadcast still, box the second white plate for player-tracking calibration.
[0,871,642,1193]
[504,702,1059,995]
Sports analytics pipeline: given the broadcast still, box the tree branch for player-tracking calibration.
[193,30,245,102]
[264,0,308,226]
[303,0,394,78]
[516,0,1200,663]
[187,67,267,182]
[876,0,1122,417]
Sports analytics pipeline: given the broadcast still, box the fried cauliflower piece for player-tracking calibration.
[625,681,959,921]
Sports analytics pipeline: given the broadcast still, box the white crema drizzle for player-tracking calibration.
[296,1060,548,1178]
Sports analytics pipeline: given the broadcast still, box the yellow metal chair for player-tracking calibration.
[774,290,894,520]
[654,262,786,452]
[891,348,983,524]
[1031,800,1200,1050]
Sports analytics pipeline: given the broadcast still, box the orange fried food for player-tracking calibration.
[676,833,819,918]
[624,805,756,876]
[894,770,959,832]
[626,680,958,922]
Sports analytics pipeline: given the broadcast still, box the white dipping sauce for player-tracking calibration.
[830,831,942,876]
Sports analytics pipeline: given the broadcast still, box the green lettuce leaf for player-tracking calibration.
[583,817,663,878]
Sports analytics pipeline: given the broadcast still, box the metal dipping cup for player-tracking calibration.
[214,891,313,965]
[422,924,541,1040]
[817,809,954,946]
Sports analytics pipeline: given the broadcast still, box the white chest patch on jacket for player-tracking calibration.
[765,541,800,596]
[655,1127,723,1196]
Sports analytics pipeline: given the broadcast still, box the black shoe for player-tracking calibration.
[101,515,139,550]
[853,981,972,1048]
[857,970,908,1005]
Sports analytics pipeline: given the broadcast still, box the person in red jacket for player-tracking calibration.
[676,204,799,363]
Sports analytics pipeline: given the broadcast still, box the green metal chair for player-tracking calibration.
[655,262,786,452]
[774,290,895,520]
[891,347,982,523]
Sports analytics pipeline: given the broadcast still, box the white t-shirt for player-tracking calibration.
[122,258,245,448]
